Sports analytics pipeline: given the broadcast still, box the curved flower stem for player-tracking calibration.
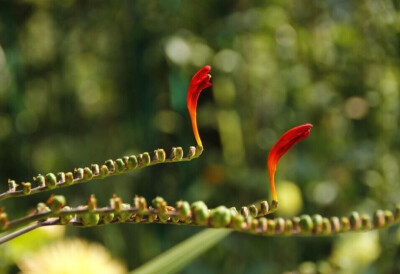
[1,194,399,244]
[0,146,203,202]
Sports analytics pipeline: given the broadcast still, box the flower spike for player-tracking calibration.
[268,123,313,202]
[187,65,212,148]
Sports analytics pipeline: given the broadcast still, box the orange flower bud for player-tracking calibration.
[187,65,212,148]
[268,123,313,202]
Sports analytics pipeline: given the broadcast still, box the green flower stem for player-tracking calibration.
[0,146,202,202]
[1,194,399,244]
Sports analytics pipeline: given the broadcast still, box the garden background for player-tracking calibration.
[0,0,400,273]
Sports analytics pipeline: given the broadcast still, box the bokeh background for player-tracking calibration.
[1,0,400,273]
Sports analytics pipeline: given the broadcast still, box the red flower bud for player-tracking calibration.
[268,123,313,202]
[187,65,212,148]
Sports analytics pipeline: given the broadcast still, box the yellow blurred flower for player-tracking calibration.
[331,231,381,272]
[18,238,127,274]
[276,181,303,216]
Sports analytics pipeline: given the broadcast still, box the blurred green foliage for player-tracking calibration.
[0,0,400,273]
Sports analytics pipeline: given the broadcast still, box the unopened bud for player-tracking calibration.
[105,160,115,172]
[127,155,138,169]
[45,173,57,189]
[210,206,231,227]
[34,175,46,187]
[47,195,66,212]
[8,179,18,192]
[74,168,84,180]
[88,194,97,212]
[65,172,74,185]
[81,213,100,226]
[299,215,313,234]
[21,182,31,194]
[191,201,209,225]
[115,158,125,173]
[83,167,93,180]
[249,205,258,218]
[60,206,72,225]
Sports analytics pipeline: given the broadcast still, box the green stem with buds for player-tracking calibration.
[0,146,203,202]
[1,194,399,244]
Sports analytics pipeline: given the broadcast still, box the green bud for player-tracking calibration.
[187,146,196,159]
[21,182,31,194]
[88,194,97,212]
[111,195,123,212]
[191,201,209,225]
[152,196,165,209]
[210,206,232,228]
[170,147,177,161]
[176,200,191,220]
[249,205,258,218]
[117,203,132,222]
[232,215,244,230]
[284,219,293,235]
[81,213,100,226]
[8,179,18,192]
[341,217,350,232]
[312,214,323,234]
[250,219,259,233]
[83,167,93,180]
[37,202,51,213]
[266,219,276,234]
[330,217,341,233]
[115,158,125,173]
[361,214,371,230]
[292,217,301,234]
[171,147,184,161]
[74,168,84,180]
[275,218,285,234]
[148,213,157,223]
[349,211,361,230]
[154,149,166,162]
[171,215,180,223]
[134,214,143,223]
[60,206,72,225]
[158,203,170,223]
[299,215,313,234]
[321,218,331,234]
[134,196,147,213]
[258,217,268,233]
[229,207,238,216]
[271,200,279,211]
[47,195,66,212]
[57,172,65,184]
[260,201,269,216]
[384,210,394,225]
[45,173,57,188]
[34,175,46,187]
[127,155,138,169]
[65,172,74,185]
[139,153,151,166]
[91,164,100,176]
[195,146,203,157]
[240,207,249,218]
[105,159,115,172]
[103,213,115,224]
[100,165,109,178]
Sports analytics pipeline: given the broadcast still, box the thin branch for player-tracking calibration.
[0,194,399,244]
[0,146,202,202]
[0,219,58,244]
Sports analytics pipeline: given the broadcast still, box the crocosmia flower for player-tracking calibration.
[268,123,313,202]
[187,65,212,148]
